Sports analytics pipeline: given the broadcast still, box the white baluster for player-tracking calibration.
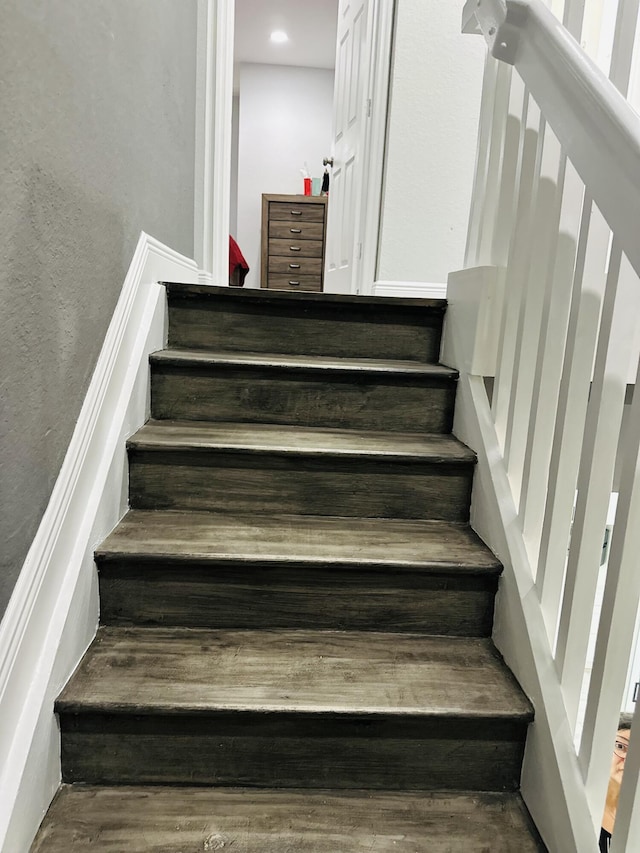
[492,75,535,455]
[537,201,609,650]
[520,142,580,571]
[563,0,587,37]
[578,257,640,829]
[608,0,640,92]
[557,239,639,729]
[504,112,564,507]
[465,54,502,268]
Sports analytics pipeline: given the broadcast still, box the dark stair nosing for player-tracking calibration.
[150,348,459,380]
[126,420,476,464]
[162,281,449,311]
[95,512,501,635]
[127,454,474,521]
[165,289,447,362]
[30,785,548,853]
[56,629,532,791]
[56,628,533,720]
[95,509,500,573]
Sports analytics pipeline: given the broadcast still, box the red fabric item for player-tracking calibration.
[229,235,249,286]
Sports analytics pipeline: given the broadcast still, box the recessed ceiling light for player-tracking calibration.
[270,30,289,44]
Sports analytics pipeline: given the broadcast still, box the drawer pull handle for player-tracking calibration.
[290,210,302,215]
[289,280,300,286]
[290,228,302,233]
[289,263,301,269]
[289,246,301,252]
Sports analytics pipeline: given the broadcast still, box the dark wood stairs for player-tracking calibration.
[31,285,545,852]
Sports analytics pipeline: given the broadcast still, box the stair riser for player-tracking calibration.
[168,295,444,361]
[60,713,527,791]
[128,451,473,520]
[98,561,497,635]
[150,367,456,433]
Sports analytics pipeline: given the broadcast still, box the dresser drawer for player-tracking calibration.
[269,221,324,241]
[269,256,323,276]
[261,194,327,291]
[269,238,323,259]
[269,202,325,223]
[267,275,322,292]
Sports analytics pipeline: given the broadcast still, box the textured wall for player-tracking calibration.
[0,0,197,620]
[377,0,485,284]
[236,64,334,287]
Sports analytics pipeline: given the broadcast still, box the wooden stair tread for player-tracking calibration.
[128,419,475,462]
[31,785,545,853]
[151,347,458,378]
[164,280,449,310]
[57,627,532,719]
[97,509,500,571]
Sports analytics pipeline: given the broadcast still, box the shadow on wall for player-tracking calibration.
[0,162,125,619]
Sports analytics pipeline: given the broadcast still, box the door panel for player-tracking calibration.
[324,0,373,294]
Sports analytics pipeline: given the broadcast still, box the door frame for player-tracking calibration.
[197,0,394,294]
[194,0,234,285]
[351,0,395,296]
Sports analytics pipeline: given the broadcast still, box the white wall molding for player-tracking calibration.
[356,0,395,296]
[195,0,234,285]
[372,280,448,299]
[0,233,198,853]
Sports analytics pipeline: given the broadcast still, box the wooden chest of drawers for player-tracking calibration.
[261,194,328,292]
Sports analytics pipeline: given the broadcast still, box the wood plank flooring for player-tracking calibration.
[151,348,458,376]
[150,357,457,432]
[128,419,475,460]
[57,628,532,717]
[30,284,545,850]
[96,511,501,634]
[165,283,447,361]
[127,421,475,520]
[97,509,500,569]
[31,786,546,853]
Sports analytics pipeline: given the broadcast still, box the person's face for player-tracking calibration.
[610,729,630,786]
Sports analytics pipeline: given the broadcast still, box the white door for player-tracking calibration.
[324,0,375,294]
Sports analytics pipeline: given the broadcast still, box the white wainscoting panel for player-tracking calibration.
[440,266,506,375]
[0,233,198,853]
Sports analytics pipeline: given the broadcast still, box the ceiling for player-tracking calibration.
[234,0,339,71]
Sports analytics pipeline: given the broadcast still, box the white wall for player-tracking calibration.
[236,63,334,288]
[377,0,486,286]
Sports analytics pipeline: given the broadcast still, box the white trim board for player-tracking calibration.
[373,280,448,299]
[195,0,234,285]
[0,234,198,853]
[358,0,395,297]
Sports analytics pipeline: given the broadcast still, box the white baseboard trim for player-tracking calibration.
[372,280,448,299]
[0,233,198,853]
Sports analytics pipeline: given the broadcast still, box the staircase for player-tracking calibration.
[31,284,544,851]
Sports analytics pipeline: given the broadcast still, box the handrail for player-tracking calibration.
[455,0,640,849]
[463,0,640,279]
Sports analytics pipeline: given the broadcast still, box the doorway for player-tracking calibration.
[231,0,339,290]
[198,0,394,295]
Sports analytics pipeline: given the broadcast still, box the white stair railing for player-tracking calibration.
[446,1,640,849]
